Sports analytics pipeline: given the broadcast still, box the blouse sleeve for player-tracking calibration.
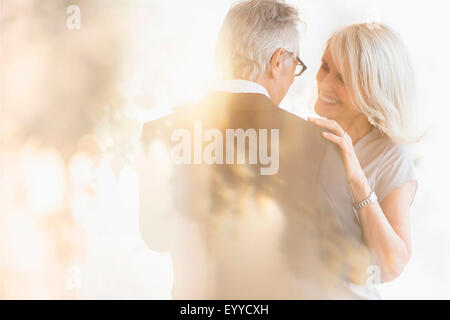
[375,143,418,205]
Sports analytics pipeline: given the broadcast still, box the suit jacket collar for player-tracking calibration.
[210,79,270,99]
[202,91,278,112]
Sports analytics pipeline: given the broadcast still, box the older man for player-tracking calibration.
[138,0,349,299]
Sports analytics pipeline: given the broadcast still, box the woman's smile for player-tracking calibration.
[318,92,340,105]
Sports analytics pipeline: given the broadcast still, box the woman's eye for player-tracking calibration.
[337,74,345,84]
[320,64,329,71]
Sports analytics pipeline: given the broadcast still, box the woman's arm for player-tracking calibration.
[348,169,415,282]
[308,117,415,283]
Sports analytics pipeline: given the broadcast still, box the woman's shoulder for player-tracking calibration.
[374,129,415,166]
[362,128,414,162]
[370,129,418,203]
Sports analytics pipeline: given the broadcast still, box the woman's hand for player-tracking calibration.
[308,117,365,186]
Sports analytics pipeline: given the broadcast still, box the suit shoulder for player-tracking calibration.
[141,114,173,142]
[277,108,323,136]
[141,102,198,142]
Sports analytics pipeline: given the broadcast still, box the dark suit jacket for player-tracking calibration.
[138,91,353,299]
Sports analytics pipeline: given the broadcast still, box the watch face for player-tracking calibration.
[369,192,377,203]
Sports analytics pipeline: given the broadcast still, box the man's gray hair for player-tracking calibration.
[215,0,302,81]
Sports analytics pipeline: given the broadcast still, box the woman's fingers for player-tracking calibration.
[322,131,344,146]
[308,117,345,136]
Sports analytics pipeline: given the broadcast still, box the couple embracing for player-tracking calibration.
[138,0,419,300]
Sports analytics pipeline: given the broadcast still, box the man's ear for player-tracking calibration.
[269,48,285,78]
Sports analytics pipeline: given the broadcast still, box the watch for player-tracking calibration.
[353,191,378,213]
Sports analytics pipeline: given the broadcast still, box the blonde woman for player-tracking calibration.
[308,23,420,298]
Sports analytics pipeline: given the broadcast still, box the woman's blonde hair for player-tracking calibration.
[327,23,421,144]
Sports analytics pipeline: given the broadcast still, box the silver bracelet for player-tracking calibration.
[353,191,378,212]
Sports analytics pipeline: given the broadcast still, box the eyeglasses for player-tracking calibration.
[294,56,307,77]
[284,49,308,77]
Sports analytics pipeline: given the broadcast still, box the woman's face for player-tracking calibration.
[315,48,360,123]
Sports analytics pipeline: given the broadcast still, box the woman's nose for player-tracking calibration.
[318,73,335,92]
